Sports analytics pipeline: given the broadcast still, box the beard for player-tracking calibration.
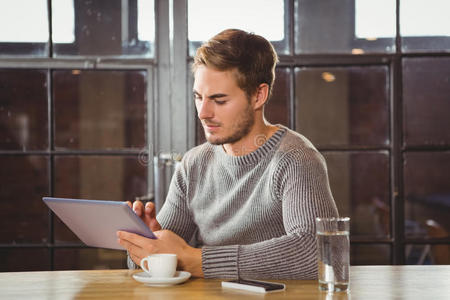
[204,104,255,145]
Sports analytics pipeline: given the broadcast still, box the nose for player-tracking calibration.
[197,99,214,120]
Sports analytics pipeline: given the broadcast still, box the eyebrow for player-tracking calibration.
[193,90,228,100]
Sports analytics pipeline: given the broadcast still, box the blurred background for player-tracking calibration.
[0,0,449,271]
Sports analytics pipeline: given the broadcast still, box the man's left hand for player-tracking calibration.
[117,230,204,277]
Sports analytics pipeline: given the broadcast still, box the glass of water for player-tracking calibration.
[316,217,350,292]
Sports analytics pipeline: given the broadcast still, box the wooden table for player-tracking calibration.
[0,266,449,299]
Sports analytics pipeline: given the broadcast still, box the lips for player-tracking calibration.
[203,122,220,131]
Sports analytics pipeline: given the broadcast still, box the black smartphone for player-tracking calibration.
[221,279,286,293]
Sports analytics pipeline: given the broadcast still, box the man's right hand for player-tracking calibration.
[126,200,162,232]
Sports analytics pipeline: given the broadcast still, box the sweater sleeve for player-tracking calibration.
[156,160,197,242]
[201,148,338,279]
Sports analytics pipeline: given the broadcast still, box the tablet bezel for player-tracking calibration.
[43,197,156,250]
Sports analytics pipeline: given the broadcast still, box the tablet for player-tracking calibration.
[43,197,156,250]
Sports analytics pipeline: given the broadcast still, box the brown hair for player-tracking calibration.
[192,29,278,100]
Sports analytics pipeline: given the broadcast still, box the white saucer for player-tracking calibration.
[132,271,191,287]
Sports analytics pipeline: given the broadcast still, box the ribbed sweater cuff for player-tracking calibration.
[201,245,239,279]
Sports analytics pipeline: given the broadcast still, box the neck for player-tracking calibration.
[222,118,279,156]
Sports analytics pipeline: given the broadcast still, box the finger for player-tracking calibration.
[144,201,156,218]
[125,201,132,208]
[117,236,135,251]
[118,238,147,262]
[150,219,162,232]
[153,231,163,238]
[133,200,144,216]
[117,231,154,249]
[144,202,161,230]
[129,252,141,266]
[117,233,146,253]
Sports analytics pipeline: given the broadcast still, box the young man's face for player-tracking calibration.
[193,66,255,145]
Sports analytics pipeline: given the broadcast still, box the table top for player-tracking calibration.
[0,265,449,300]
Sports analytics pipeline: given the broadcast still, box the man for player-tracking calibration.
[118,29,338,279]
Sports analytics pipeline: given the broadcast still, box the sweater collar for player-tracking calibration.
[213,125,287,165]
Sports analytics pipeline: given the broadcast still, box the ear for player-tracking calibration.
[252,83,270,110]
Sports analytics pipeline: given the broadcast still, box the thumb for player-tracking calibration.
[153,230,163,238]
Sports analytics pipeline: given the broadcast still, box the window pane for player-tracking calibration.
[295,0,395,54]
[53,155,147,244]
[406,244,450,265]
[403,58,450,147]
[324,151,390,238]
[0,0,48,56]
[295,66,390,148]
[0,70,48,151]
[0,248,50,272]
[351,244,390,265]
[188,0,288,55]
[53,70,147,150]
[400,0,450,52]
[404,152,450,239]
[52,0,155,57]
[54,248,126,270]
[266,68,290,127]
[0,156,49,244]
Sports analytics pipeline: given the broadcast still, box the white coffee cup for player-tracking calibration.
[140,254,177,278]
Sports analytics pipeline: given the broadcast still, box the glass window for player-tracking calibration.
[0,69,48,151]
[53,70,147,150]
[265,68,291,127]
[295,0,395,54]
[54,248,126,270]
[324,151,390,238]
[405,244,450,265]
[400,0,450,52]
[53,155,147,244]
[188,0,288,55]
[0,0,49,56]
[403,58,450,147]
[351,244,391,265]
[0,156,49,244]
[0,248,50,272]
[52,0,155,57]
[295,66,390,148]
[404,152,450,240]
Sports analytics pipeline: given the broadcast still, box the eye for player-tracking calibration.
[215,100,226,105]
[194,94,202,101]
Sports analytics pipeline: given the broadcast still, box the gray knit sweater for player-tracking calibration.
[157,126,338,279]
